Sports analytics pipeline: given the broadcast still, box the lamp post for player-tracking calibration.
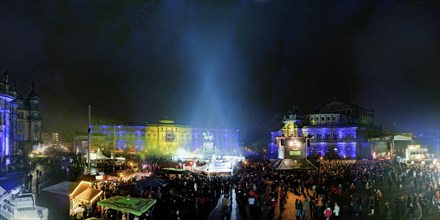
[87,105,91,174]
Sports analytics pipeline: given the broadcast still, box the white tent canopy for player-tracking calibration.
[89,149,110,160]
[195,161,232,173]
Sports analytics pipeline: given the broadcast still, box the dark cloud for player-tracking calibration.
[0,1,438,143]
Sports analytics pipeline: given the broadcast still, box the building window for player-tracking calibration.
[333,134,338,140]
[321,117,324,121]
[317,134,322,140]
[325,134,330,140]
[166,131,175,142]
[33,125,39,141]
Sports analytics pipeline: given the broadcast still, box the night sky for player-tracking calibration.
[1,1,439,144]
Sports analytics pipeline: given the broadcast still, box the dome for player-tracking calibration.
[322,101,350,109]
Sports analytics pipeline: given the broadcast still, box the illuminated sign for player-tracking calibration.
[289,150,301,156]
[284,137,306,160]
[407,145,420,149]
[276,137,308,159]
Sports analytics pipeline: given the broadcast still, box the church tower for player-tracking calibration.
[25,77,42,142]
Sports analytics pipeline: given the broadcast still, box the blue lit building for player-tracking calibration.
[83,119,240,158]
[270,101,382,159]
[0,71,42,173]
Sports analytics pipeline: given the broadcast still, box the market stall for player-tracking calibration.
[74,188,102,203]
[116,185,144,197]
[69,181,102,216]
[195,161,233,173]
[136,177,168,188]
[97,196,156,218]
[79,174,98,182]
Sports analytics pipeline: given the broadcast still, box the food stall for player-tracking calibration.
[69,181,102,216]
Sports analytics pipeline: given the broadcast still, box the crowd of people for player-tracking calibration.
[72,159,234,220]
[19,152,84,196]
[68,157,440,220]
[231,158,440,220]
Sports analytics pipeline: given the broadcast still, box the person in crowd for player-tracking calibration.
[383,202,392,220]
[368,194,375,215]
[324,206,332,220]
[28,172,33,192]
[269,196,277,218]
[222,194,231,219]
[356,195,363,216]
[302,197,310,220]
[295,199,303,219]
[74,204,85,220]
[414,202,423,220]
[375,189,383,215]
[316,195,324,219]
[279,187,287,214]
[333,201,340,220]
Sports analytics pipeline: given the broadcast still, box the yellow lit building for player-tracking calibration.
[145,119,192,155]
[87,119,239,158]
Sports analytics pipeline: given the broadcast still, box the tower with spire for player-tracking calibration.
[25,75,42,142]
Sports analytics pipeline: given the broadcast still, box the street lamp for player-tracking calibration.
[87,105,92,174]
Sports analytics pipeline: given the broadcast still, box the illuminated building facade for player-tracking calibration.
[87,119,240,157]
[41,132,60,145]
[145,119,192,155]
[0,71,42,172]
[368,134,412,160]
[270,101,382,159]
[368,134,436,162]
[405,144,434,162]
